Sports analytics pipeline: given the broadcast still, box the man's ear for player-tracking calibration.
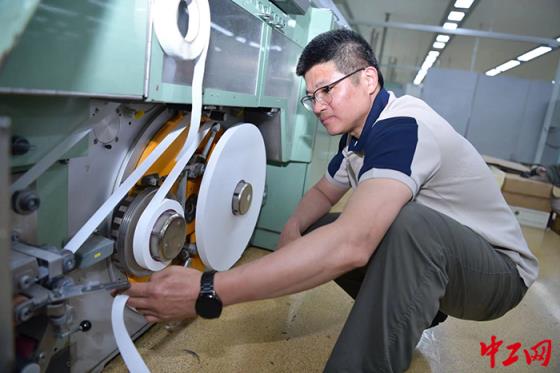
[364,66,378,94]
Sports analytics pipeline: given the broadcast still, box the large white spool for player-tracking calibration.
[196,123,267,271]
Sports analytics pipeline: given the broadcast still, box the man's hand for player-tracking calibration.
[124,266,202,323]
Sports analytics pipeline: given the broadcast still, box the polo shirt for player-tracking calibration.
[325,89,538,287]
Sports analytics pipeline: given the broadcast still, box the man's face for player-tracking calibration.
[303,61,377,137]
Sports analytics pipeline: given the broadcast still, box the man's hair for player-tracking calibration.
[296,29,384,88]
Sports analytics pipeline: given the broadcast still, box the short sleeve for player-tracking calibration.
[358,116,440,197]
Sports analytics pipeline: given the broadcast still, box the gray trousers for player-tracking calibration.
[305,202,527,373]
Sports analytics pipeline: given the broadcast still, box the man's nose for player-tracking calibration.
[312,99,327,115]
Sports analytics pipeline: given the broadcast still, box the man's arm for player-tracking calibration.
[125,178,411,321]
[217,178,411,305]
[278,176,349,249]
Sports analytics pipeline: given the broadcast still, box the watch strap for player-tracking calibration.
[200,270,217,294]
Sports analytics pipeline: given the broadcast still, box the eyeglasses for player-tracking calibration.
[300,68,366,112]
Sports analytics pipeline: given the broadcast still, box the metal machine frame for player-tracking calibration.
[1,1,340,371]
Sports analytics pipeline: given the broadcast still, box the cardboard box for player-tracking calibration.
[489,166,506,188]
[503,191,551,212]
[483,155,530,173]
[502,173,552,198]
[552,213,560,235]
[483,155,554,213]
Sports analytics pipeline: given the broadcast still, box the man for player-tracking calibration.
[125,30,538,372]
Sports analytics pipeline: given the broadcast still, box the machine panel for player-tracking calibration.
[0,0,149,98]
[1,2,341,371]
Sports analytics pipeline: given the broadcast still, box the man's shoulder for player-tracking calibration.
[384,93,431,117]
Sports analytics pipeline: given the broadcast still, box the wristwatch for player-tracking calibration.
[195,270,223,319]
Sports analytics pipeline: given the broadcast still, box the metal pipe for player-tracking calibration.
[350,19,560,47]
[533,58,560,164]
[378,13,390,68]
[0,117,14,372]
[469,37,480,72]
[0,87,142,100]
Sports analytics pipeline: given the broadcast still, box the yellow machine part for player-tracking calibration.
[132,113,223,273]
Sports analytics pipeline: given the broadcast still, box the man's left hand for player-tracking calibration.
[124,265,202,323]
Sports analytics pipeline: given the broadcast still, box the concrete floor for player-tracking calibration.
[104,226,560,373]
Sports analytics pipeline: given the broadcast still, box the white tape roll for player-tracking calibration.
[153,0,210,61]
[196,123,267,271]
[111,295,150,373]
[132,198,183,271]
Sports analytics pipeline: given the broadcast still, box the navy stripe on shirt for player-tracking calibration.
[327,134,348,178]
[358,116,418,179]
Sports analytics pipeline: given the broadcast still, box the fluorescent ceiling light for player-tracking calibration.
[422,54,438,70]
[448,11,465,22]
[436,35,450,43]
[428,50,440,58]
[422,57,437,68]
[443,22,458,30]
[433,42,446,49]
[485,69,500,76]
[454,0,474,9]
[557,36,560,42]
[414,69,428,85]
[495,59,521,72]
[211,22,234,37]
[517,46,552,61]
[421,59,434,70]
[485,60,521,76]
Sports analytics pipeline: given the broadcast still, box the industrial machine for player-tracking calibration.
[1,0,344,371]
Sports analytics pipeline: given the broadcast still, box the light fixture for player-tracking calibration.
[422,54,439,70]
[517,46,552,62]
[557,36,560,42]
[485,60,521,77]
[436,35,450,43]
[211,22,234,37]
[421,61,432,71]
[448,11,465,22]
[454,0,474,9]
[495,60,521,72]
[443,22,458,30]
[413,69,428,85]
[428,50,440,58]
[433,42,446,49]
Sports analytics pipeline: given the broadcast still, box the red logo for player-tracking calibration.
[480,336,554,368]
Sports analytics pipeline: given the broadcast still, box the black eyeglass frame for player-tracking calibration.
[300,67,367,111]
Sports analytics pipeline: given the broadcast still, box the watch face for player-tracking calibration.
[196,294,222,319]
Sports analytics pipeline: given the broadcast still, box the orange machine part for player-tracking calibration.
[132,114,223,273]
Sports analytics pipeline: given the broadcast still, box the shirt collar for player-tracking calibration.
[348,88,390,152]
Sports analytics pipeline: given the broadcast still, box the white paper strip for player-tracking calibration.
[111,295,150,373]
[63,122,188,254]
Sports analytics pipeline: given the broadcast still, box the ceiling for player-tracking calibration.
[332,0,560,86]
